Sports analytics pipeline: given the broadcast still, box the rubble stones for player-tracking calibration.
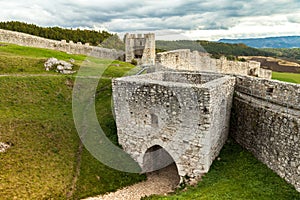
[44,57,76,74]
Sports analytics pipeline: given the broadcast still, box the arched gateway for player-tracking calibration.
[112,71,235,182]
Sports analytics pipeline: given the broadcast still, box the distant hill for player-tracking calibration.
[156,40,274,58]
[262,48,300,61]
[219,36,300,48]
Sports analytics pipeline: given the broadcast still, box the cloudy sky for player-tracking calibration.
[1,0,300,40]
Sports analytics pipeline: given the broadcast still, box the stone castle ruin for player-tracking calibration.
[124,33,156,66]
[0,29,299,191]
[113,34,300,191]
[155,49,272,79]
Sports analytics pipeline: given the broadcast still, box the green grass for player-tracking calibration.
[0,43,86,74]
[0,43,145,199]
[1,43,299,199]
[144,139,300,200]
[0,76,79,199]
[272,72,300,84]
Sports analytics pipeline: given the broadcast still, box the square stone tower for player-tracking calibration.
[124,33,155,66]
[112,71,236,181]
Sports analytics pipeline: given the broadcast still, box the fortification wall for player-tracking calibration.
[231,76,300,192]
[0,29,124,60]
[113,72,235,180]
[156,49,272,79]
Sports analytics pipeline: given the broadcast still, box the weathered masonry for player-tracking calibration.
[0,29,124,60]
[113,71,235,181]
[113,71,300,192]
[156,49,272,79]
[124,33,156,66]
[231,76,300,192]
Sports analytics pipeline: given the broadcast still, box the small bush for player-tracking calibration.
[131,59,138,66]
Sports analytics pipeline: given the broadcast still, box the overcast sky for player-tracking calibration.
[1,0,300,40]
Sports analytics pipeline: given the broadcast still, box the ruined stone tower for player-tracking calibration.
[124,33,155,66]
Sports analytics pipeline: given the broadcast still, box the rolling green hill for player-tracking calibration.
[262,48,300,62]
[156,40,275,58]
[0,43,144,199]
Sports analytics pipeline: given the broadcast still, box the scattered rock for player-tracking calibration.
[0,142,11,153]
[69,58,75,63]
[44,57,76,74]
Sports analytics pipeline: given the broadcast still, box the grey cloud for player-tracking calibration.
[0,0,299,33]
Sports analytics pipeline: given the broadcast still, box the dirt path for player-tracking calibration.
[84,164,180,200]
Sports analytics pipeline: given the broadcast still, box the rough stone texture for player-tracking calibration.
[124,33,155,66]
[112,71,235,181]
[156,49,272,79]
[0,29,124,60]
[44,57,76,74]
[231,75,300,192]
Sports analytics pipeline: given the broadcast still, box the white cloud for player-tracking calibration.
[0,0,299,40]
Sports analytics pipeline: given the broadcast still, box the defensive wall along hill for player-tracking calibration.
[231,76,300,191]
[0,29,124,60]
[155,49,272,79]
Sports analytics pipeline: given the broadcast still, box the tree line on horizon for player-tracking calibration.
[0,21,113,46]
[156,40,276,59]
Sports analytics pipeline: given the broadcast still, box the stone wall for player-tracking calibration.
[156,49,272,79]
[124,33,156,66]
[112,71,235,181]
[0,29,124,60]
[231,75,300,192]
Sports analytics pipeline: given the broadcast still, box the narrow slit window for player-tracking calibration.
[151,113,158,127]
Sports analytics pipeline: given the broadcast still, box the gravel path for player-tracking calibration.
[84,163,180,200]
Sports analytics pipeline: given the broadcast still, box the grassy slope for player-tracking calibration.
[144,139,300,200]
[272,72,300,84]
[144,73,300,200]
[0,43,144,199]
[0,43,85,74]
[0,76,78,199]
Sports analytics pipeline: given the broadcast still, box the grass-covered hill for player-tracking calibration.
[0,42,300,199]
[156,40,275,58]
[0,43,144,199]
[0,21,113,46]
[262,48,300,62]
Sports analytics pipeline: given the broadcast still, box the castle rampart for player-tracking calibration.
[156,49,272,79]
[231,76,300,192]
[0,29,124,60]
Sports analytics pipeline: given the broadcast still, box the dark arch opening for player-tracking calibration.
[143,145,180,186]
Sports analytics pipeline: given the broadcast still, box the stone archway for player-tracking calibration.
[142,145,180,187]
